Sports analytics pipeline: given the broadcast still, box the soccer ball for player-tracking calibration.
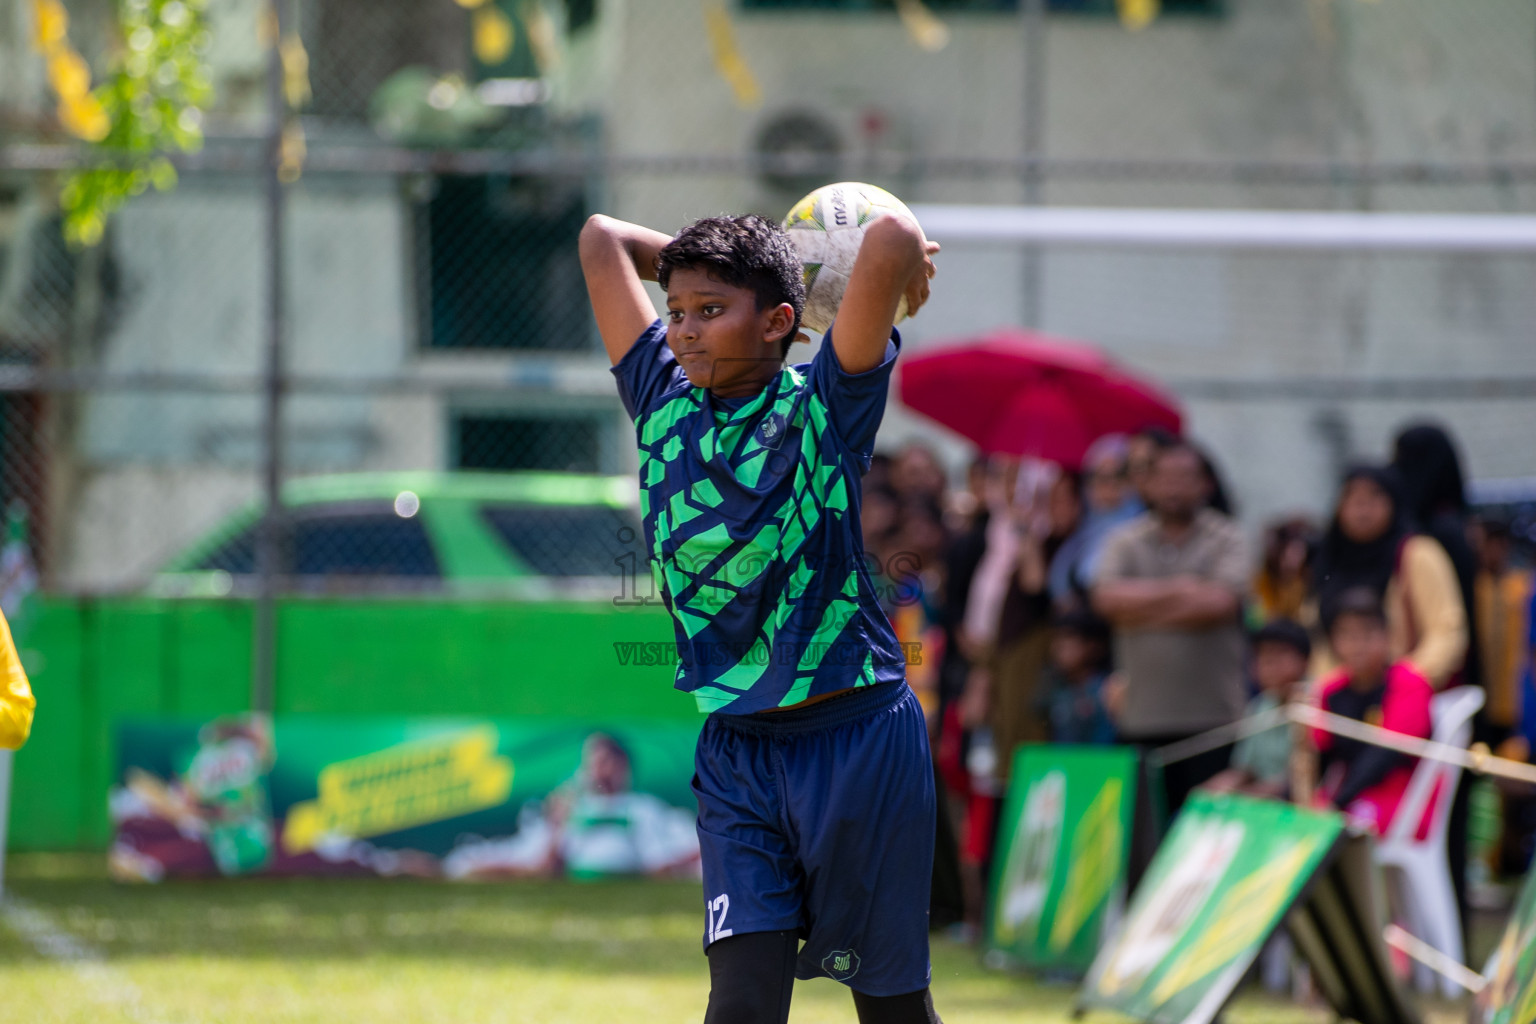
[782,181,918,335]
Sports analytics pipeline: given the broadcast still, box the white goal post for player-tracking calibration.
[907,204,1536,252]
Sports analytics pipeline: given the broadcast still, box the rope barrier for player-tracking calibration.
[1382,924,1487,995]
[1286,704,1536,786]
[1145,706,1288,767]
[1151,700,1536,786]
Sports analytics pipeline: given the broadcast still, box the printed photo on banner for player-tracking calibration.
[109,714,702,882]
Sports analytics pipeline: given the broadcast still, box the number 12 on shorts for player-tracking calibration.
[706,893,733,943]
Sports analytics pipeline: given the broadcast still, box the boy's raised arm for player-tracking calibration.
[579,215,674,366]
[830,214,938,375]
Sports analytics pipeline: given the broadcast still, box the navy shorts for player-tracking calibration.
[693,681,935,996]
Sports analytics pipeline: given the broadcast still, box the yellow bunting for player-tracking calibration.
[703,0,761,109]
[58,93,110,142]
[31,0,67,49]
[473,5,515,65]
[279,32,312,110]
[29,0,109,142]
[454,0,491,8]
[278,121,306,185]
[521,0,561,73]
[895,0,949,52]
[46,47,91,99]
[1116,0,1158,31]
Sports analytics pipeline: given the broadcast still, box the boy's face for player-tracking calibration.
[665,267,795,396]
[1050,630,1097,677]
[1252,640,1306,696]
[1329,612,1390,682]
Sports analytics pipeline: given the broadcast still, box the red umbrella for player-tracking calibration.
[896,329,1182,468]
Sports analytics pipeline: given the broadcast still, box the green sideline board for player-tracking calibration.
[985,745,1138,973]
[1077,793,1343,1024]
[1477,863,1536,1024]
[111,714,701,881]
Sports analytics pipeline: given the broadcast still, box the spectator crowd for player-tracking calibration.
[860,423,1536,935]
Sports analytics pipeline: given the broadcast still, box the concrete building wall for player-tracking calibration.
[35,0,1536,586]
[61,176,424,589]
[570,0,1536,529]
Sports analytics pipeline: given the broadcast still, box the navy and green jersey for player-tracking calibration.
[612,319,907,715]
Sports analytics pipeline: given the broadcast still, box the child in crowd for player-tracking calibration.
[1204,619,1311,799]
[1043,611,1116,745]
[1312,588,1436,836]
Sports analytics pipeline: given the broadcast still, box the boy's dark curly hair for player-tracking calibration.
[656,214,806,360]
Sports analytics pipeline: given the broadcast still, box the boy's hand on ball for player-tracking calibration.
[903,240,940,318]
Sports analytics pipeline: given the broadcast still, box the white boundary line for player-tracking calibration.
[0,895,176,1024]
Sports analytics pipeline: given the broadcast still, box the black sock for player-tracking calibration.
[851,986,942,1024]
[703,931,798,1024]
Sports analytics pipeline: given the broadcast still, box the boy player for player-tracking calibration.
[581,210,940,1024]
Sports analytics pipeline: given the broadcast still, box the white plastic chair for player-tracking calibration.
[1373,685,1484,998]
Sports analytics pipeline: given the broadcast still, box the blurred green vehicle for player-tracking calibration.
[151,471,650,599]
[11,472,688,851]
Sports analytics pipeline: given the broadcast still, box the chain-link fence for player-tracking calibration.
[2,0,1536,709]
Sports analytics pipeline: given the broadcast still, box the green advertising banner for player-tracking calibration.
[1478,865,1536,1024]
[986,745,1138,974]
[110,714,702,882]
[1078,793,1344,1024]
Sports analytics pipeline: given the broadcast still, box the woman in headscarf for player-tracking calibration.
[1390,423,1483,937]
[1392,423,1481,690]
[1312,463,1474,938]
[1312,464,1468,688]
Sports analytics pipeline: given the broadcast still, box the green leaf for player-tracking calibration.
[59,0,214,246]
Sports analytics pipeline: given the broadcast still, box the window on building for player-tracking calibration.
[566,0,599,32]
[303,0,602,122]
[454,413,604,473]
[302,1,469,121]
[417,175,592,351]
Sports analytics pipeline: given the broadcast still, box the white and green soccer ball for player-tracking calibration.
[782,181,918,335]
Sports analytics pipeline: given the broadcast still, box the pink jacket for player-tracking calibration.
[1313,661,1434,838]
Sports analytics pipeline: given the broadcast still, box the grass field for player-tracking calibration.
[0,853,1470,1024]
